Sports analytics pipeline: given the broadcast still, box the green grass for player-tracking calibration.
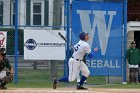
[6,69,106,88]
[93,84,140,88]
[7,69,140,88]
[7,69,67,88]
[87,76,106,85]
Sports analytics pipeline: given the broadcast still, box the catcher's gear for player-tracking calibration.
[0,72,13,88]
[0,61,5,71]
[0,80,7,87]
[2,72,13,83]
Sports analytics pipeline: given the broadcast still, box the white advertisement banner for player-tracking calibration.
[24,30,66,60]
[0,31,7,48]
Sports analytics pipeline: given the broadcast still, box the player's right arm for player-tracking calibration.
[126,49,130,62]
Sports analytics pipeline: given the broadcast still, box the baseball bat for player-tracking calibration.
[58,32,68,43]
[58,32,74,50]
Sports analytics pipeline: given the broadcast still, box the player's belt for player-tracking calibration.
[71,56,83,61]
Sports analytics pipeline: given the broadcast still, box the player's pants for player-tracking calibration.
[68,58,90,82]
[129,68,139,83]
[138,66,140,83]
[76,69,81,82]
[0,71,13,87]
[0,80,7,87]
[76,69,87,83]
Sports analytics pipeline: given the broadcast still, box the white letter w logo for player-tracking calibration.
[77,10,116,55]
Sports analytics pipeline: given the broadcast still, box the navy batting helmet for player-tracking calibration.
[79,32,88,40]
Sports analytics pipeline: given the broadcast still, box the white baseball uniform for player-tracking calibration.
[76,69,87,83]
[68,40,91,82]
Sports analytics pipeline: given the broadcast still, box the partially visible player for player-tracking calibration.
[0,48,13,89]
[53,32,98,90]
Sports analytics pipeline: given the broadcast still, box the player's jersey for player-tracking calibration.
[72,40,91,60]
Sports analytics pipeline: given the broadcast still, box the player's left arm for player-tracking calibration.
[85,45,98,58]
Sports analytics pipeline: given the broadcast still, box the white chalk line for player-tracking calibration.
[0,89,109,93]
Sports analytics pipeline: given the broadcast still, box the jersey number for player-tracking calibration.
[74,44,80,51]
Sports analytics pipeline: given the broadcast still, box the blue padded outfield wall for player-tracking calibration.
[72,1,123,76]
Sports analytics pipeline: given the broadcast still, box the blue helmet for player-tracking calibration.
[79,32,88,40]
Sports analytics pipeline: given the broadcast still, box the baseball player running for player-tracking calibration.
[53,32,98,90]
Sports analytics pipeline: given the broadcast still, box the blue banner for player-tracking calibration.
[72,1,123,76]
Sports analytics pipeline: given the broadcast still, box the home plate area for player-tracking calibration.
[0,88,140,93]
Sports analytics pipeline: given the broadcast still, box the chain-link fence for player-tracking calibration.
[0,0,129,86]
[70,0,127,84]
[0,0,66,85]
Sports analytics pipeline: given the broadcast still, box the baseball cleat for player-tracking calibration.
[0,86,7,90]
[53,77,58,89]
[76,85,88,90]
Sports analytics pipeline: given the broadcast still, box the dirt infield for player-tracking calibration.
[0,88,140,93]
